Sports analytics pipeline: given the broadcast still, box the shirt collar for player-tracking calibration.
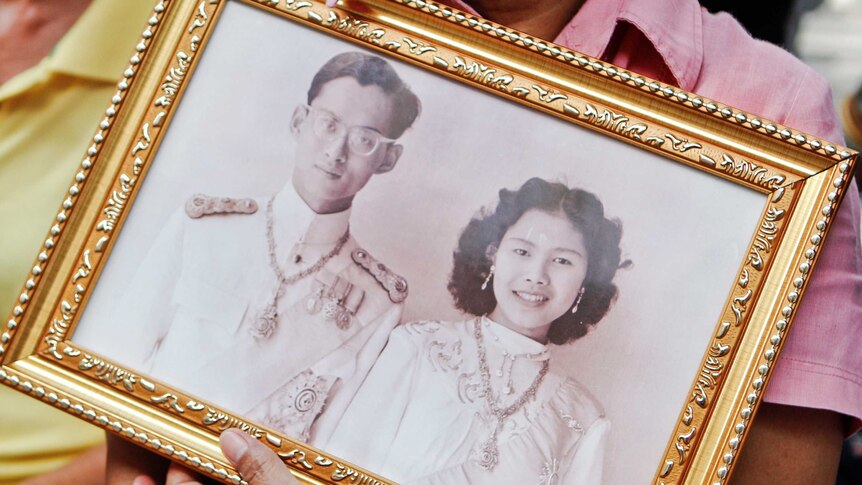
[273,181,352,247]
[0,0,153,102]
[47,0,153,82]
[437,0,703,90]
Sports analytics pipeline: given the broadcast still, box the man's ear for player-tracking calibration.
[290,105,309,137]
[375,144,403,174]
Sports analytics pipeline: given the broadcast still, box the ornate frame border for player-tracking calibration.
[1,0,856,484]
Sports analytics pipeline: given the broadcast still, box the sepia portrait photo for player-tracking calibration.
[70,1,768,483]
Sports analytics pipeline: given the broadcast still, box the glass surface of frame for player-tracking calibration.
[0,0,857,484]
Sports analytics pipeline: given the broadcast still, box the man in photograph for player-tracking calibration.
[85,51,421,444]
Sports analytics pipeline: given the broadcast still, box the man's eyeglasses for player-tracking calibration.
[304,106,396,156]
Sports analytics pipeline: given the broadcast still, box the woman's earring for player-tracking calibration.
[571,287,586,314]
[481,265,495,290]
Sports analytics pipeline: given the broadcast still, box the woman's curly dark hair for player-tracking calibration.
[447,177,624,345]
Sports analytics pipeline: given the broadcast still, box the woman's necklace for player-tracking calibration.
[487,322,548,395]
[471,318,549,471]
[250,196,349,339]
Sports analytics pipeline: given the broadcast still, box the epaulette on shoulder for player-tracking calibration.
[351,248,408,303]
[185,194,258,218]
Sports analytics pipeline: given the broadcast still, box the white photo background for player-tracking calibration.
[73,1,765,483]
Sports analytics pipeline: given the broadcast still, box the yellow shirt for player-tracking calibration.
[0,0,153,481]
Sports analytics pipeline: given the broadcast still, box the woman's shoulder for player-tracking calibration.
[387,319,476,375]
[543,375,606,432]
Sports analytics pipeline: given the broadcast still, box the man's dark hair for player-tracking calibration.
[447,177,625,345]
[308,52,421,138]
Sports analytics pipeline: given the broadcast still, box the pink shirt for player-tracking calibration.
[443,0,862,425]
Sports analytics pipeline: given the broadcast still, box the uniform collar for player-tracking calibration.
[273,181,351,247]
[437,0,703,90]
[0,0,153,101]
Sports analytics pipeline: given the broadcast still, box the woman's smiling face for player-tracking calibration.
[488,209,589,342]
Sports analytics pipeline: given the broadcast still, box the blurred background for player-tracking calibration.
[700,0,862,171]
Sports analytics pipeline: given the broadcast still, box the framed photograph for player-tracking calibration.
[1,0,857,483]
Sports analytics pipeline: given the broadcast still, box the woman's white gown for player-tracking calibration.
[322,317,609,484]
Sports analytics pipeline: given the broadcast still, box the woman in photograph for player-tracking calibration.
[321,177,624,484]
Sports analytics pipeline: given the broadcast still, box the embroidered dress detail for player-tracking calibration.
[537,458,561,485]
[427,339,464,372]
[560,408,585,432]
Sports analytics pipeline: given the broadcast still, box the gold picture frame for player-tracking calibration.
[1,0,857,484]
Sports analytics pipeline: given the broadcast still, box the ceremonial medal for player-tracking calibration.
[251,295,279,339]
[305,283,325,314]
[252,196,349,340]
